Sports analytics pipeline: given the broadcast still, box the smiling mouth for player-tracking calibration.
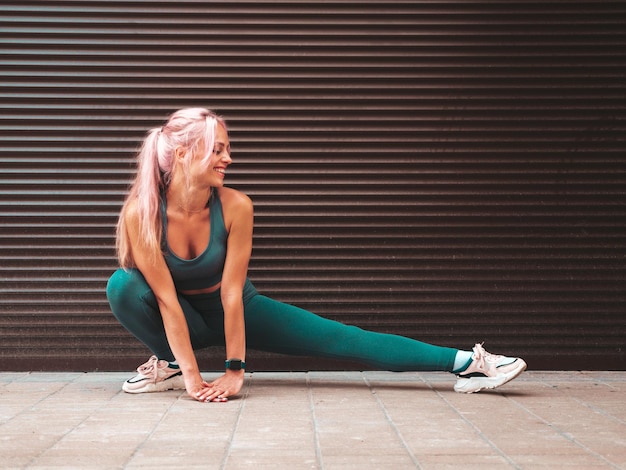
[214,167,226,176]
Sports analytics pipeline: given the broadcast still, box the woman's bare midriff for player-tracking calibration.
[179,281,221,296]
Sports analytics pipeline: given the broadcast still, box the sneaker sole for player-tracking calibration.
[454,359,527,393]
[122,373,185,394]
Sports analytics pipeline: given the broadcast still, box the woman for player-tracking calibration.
[106,107,526,403]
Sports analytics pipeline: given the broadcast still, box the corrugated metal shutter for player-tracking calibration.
[1,1,624,371]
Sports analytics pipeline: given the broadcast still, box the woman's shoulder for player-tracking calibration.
[217,186,253,211]
[217,187,253,230]
[121,197,140,224]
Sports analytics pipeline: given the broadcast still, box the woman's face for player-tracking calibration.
[188,123,232,188]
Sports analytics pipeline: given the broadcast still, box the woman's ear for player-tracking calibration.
[174,145,187,161]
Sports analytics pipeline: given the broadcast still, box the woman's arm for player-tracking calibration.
[123,201,209,401]
[202,188,254,402]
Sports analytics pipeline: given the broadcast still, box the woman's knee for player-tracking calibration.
[106,268,151,312]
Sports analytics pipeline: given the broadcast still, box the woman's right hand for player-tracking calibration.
[185,373,210,402]
[184,373,228,403]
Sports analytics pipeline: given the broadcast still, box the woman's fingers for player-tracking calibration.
[204,388,228,402]
[209,395,228,403]
[191,373,242,403]
[194,384,229,403]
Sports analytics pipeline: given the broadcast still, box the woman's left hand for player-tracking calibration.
[195,370,244,403]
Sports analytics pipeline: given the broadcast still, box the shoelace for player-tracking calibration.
[472,343,503,370]
[136,355,160,380]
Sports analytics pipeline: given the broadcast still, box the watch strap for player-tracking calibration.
[225,359,246,370]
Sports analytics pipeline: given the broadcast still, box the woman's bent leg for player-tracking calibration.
[244,294,457,372]
[106,268,221,361]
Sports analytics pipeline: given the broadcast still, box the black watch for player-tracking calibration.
[225,359,246,371]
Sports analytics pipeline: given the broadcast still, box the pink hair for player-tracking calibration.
[116,108,227,267]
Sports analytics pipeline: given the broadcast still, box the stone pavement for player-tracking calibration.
[0,371,624,469]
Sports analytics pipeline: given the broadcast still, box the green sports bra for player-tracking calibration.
[161,192,228,291]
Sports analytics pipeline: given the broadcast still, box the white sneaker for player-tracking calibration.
[122,355,185,394]
[454,343,527,393]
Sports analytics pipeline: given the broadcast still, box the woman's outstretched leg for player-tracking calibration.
[242,293,458,371]
[242,293,526,392]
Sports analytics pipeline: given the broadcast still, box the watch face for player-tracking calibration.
[226,359,244,370]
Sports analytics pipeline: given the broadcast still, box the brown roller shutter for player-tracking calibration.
[0,1,624,371]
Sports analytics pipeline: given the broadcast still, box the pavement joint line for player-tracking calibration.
[425,380,522,470]
[1,372,77,427]
[362,373,422,470]
[306,373,324,470]
[507,393,624,470]
[124,388,183,468]
[25,374,119,468]
[218,372,252,470]
[571,395,626,427]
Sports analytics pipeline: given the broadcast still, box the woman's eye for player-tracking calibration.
[213,145,229,156]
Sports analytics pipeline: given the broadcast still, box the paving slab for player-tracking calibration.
[0,371,624,469]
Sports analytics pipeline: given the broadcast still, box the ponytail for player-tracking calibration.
[116,127,166,267]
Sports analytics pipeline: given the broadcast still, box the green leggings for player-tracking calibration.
[106,268,458,372]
